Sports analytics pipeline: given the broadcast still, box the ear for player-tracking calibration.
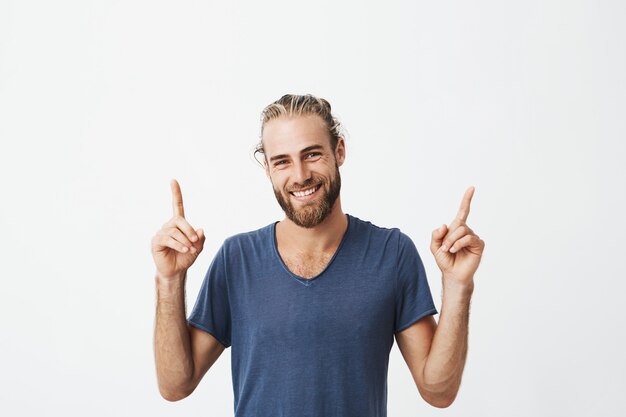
[334,137,346,167]
[263,158,270,179]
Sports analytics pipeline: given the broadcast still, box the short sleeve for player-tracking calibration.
[187,242,232,348]
[394,231,438,333]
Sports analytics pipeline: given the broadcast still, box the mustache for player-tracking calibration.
[287,179,322,193]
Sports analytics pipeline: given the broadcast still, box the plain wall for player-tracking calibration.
[1,0,625,415]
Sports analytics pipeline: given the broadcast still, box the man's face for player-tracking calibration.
[262,115,345,228]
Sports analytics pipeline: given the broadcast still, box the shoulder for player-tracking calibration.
[347,214,420,258]
[219,222,276,260]
[348,214,406,244]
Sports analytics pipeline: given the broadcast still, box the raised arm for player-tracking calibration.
[396,186,485,408]
[152,179,226,401]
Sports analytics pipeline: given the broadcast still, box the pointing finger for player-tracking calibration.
[170,179,185,218]
[455,186,475,223]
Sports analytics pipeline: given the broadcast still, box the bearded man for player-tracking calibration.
[152,94,485,416]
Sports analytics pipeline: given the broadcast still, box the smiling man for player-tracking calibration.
[152,94,485,416]
[266,114,343,230]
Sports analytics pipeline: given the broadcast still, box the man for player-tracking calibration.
[152,94,485,416]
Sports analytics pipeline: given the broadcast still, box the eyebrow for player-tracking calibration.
[269,145,325,163]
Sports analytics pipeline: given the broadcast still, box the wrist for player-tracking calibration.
[442,275,474,297]
[155,271,187,288]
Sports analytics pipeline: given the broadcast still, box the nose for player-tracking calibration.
[293,160,312,186]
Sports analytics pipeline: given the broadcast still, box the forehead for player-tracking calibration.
[262,114,331,157]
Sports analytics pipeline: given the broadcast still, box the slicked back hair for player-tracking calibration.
[254,94,344,166]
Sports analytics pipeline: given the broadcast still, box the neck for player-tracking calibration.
[276,197,348,253]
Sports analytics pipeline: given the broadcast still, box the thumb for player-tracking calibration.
[430,224,448,254]
[192,228,206,253]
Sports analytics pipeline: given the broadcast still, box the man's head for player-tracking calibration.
[256,94,346,228]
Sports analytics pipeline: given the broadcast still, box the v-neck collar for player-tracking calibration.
[271,214,352,286]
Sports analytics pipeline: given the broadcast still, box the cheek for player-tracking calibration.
[270,174,288,191]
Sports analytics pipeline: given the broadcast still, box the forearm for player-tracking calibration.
[422,277,473,402]
[154,272,194,400]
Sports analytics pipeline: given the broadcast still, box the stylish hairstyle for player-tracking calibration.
[253,94,345,166]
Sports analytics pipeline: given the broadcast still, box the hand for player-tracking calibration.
[151,179,206,280]
[430,186,485,287]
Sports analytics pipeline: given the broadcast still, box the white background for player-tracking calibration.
[1,0,625,416]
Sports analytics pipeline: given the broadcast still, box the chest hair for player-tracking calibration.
[281,251,335,279]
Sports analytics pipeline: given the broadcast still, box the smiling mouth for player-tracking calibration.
[289,184,321,198]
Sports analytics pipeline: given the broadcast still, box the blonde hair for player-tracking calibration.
[254,94,344,165]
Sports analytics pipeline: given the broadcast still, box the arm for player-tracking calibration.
[395,279,473,408]
[154,272,226,401]
[151,179,226,401]
[397,186,484,408]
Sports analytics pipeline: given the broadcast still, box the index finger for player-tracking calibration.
[170,179,185,218]
[455,186,475,223]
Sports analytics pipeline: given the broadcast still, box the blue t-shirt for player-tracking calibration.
[187,214,438,417]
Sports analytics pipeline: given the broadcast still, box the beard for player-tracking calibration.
[272,164,342,229]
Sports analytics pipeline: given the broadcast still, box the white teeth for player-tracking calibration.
[293,185,319,197]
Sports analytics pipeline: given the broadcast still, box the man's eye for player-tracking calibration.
[275,160,287,166]
[306,152,321,159]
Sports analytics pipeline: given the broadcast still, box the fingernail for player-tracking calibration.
[190,246,197,254]
[191,235,198,242]
[450,246,456,253]
[182,247,188,252]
